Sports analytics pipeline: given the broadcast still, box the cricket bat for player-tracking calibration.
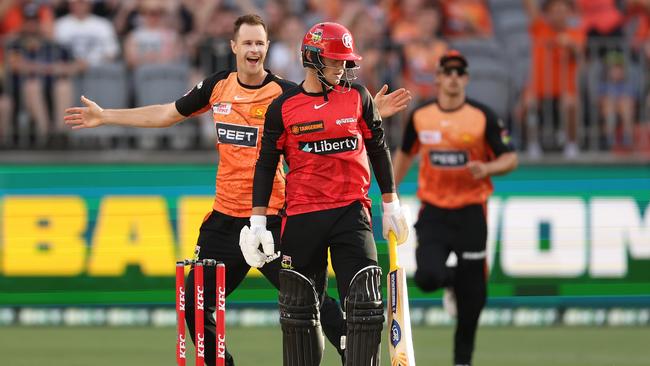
[387,231,416,366]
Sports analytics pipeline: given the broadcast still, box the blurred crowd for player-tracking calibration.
[0,0,649,158]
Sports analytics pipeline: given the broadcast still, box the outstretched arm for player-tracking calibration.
[374,84,412,118]
[64,96,186,130]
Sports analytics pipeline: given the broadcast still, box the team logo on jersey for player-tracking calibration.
[419,130,442,144]
[336,117,356,126]
[249,104,268,119]
[428,150,468,167]
[342,33,353,49]
[462,133,474,143]
[212,102,232,115]
[216,122,258,147]
[299,136,358,155]
[196,81,203,89]
[291,121,324,135]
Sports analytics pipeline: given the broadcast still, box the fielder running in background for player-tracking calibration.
[392,50,518,366]
[247,22,410,366]
[64,14,410,366]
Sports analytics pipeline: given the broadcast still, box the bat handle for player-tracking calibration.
[388,231,399,271]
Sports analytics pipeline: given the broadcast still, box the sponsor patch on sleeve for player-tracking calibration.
[212,102,232,115]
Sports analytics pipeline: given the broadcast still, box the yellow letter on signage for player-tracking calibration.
[177,196,213,262]
[2,196,86,276]
[88,196,175,276]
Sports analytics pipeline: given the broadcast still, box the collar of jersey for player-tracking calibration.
[437,99,467,113]
[299,81,345,97]
[236,69,275,89]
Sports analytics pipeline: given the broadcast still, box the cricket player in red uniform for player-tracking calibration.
[65,14,410,366]
[393,50,518,366]
[246,22,410,366]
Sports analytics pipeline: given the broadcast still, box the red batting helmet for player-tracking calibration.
[301,22,361,69]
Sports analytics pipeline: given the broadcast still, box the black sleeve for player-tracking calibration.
[400,109,418,154]
[174,70,229,117]
[469,100,514,156]
[252,97,285,208]
[271,75,298,93]
[354,84,395,194]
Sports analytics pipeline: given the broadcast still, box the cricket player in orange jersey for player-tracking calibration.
[393,50,518,366]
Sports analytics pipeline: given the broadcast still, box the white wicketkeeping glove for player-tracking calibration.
[239,225,266,268]
[382,199,409,245]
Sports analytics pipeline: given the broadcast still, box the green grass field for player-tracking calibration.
[0,326,647,365]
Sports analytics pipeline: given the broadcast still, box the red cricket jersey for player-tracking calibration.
[253,82,395,216]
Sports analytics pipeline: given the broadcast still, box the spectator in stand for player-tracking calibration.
[576,0,625,58]
[302,0,340,25]
[0,65,12,147]
[192,5,237,76]
[267,14,305,83]
[598,51,638,150]
[347,4,392,94]
[522,0,586,159]
[236,0,292,38]
[54,0,119,67]
[123,0,184,69]
[0,0,54,37]
[6,2,81,147]
[348,2,408,150]
[400,5,448,102]
[440,0,494,38]
[191,5,237,148]
[390,0,425,44]
[627,0,650,119]
[627,0,650,56]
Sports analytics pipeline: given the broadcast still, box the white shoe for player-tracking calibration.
[563,143,579,159]
[443,288,457,318]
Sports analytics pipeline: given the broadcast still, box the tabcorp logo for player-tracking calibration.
[196,285,204,311]
[178,286,185,311]
[197,333,205,358]
[390,319,402,347]
[178,334,186,359]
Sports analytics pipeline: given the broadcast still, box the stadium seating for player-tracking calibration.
[72,63,129,147]
[133,63,193,149]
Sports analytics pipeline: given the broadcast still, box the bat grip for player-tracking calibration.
[388,231,399,271]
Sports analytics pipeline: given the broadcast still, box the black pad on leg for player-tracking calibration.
[344,265,384,366]
[279,269,324,366]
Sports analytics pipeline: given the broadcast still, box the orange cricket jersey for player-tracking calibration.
[400,99,513,209]
[176,70,295,217]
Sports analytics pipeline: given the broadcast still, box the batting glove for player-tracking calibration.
[382,199,409,245]
[239,225,266,268]
[249,215,277,257]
